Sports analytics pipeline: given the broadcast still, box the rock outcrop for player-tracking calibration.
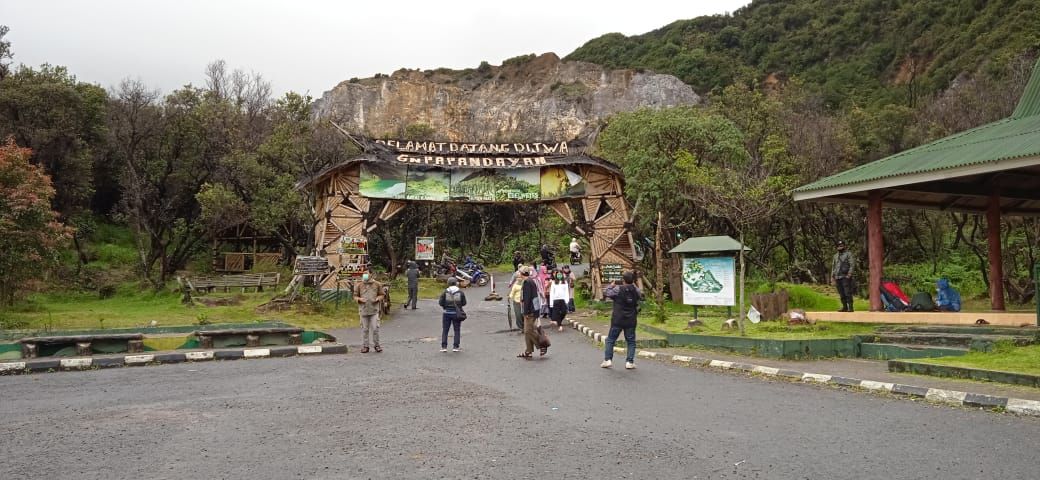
[312,53,701,142]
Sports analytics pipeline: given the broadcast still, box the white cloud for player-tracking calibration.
[2,0,749,96]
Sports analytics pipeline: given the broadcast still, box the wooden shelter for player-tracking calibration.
[296,136,639,297]
[793,59,1040,316]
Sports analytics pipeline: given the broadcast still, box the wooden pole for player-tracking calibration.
[867,191,884,312]
[987,193,1006,311]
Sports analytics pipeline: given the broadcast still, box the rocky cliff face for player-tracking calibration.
[312,53,701,142]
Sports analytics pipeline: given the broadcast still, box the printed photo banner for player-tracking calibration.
[359,163,586,202]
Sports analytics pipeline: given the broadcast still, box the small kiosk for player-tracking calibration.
[668,236,750,320]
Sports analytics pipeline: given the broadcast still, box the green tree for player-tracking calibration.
[596,106,746,312]
[0,139,71,305]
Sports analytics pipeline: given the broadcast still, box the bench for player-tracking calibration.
[18,333,145,359]
[194,327,304,349]
[181,273,281,293]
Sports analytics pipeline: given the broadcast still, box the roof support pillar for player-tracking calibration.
[867,191,884,312]
[987,193,1006,311]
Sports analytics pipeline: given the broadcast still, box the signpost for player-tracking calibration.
[668,236,750,321]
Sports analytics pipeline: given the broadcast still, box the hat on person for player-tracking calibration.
[447,277,458,286]
[520,266,532,276]
[836,240,846,247]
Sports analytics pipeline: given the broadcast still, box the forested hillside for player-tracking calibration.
[568,0,1040,107]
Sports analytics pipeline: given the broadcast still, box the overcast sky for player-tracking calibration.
[2,0,749,97]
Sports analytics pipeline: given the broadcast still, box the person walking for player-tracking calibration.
[549,270,570,332]
[437,278,467,352]
[832,240,855,312]
[354,273,384,353]
[517,266,542,359]
[601,271,642,370]
[561,264,577,313]
[404,261,420,310]
[536,263,551,319]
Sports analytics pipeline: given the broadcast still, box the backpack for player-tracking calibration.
[910,292,935,312]
[879,280,910,311]
[445,289,467,321]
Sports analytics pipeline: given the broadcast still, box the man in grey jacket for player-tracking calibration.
[404,261,419,310]
[832,240,855,312]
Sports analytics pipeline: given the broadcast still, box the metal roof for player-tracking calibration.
[792,59,1040,216]
[668,236,751,254]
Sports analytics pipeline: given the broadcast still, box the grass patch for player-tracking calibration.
[649,315,880,339]
[0,281,361,332]
[914,343,1040,376]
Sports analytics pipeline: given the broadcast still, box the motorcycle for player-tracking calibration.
[455,265,489,287]
[570,251,581,265]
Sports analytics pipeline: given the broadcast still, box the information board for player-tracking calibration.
[681,256,736,306]
[415,237,435,261]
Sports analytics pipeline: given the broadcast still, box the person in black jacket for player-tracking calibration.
[601,271,642,370]
[517,266,541,359]
[404,261,419,310]
[437,278,467,352]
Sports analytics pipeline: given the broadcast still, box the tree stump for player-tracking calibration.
[198,335,214,349]
[76,342,92,356]
[246,334,260,347]
[288,333,302,345]
[128,339,145,353]
[22,343,38,359]
[751,290,789,321]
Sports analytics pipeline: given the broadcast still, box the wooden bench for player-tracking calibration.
[194,327,304,349]
[181,272,281,293]
[18,333,145,359]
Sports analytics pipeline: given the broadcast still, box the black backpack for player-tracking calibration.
[910,292,935,312]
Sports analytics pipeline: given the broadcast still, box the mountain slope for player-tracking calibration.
[566,0,1040,106]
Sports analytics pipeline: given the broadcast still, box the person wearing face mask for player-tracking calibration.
[549,269,570,332]
[354,272,385,353]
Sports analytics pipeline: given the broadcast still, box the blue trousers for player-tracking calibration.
[441,312,461,349]
[604,326,636,363]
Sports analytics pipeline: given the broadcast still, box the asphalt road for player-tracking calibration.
[1,295,1037,479]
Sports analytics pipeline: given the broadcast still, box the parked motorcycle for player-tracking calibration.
[455,265,489,287]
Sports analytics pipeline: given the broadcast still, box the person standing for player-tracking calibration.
[536,263,550,319]
[517,267,541,359]
[354,273,384,353]
[601,271,642,370]
[508,269,525,331]
[549,270,570,332]
[561,264,577,312]
[512,251,524,273]
[437,278,467,352]
[404,261,420,310]
[832,240,855,312]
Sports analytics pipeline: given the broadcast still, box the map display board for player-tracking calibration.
[681,256,736,306]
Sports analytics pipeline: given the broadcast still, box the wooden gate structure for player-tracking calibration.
[296,136,638,298]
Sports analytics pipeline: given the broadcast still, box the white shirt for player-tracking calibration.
[569,241,580,253]
[549,282,570,303]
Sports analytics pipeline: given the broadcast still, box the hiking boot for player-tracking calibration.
[600,359,612,368]
[625,362,636,370]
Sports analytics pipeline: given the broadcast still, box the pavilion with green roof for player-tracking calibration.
[794,59,1040,313]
